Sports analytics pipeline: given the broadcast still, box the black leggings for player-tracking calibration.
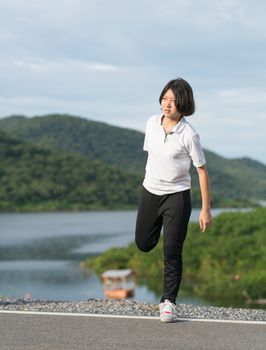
[135,186,191,304]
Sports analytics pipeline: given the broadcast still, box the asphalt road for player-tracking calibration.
[0,312,265,350]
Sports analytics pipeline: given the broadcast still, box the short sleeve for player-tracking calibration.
[143,134,148,151]
[143,121,149,151]
[188,134,206,167]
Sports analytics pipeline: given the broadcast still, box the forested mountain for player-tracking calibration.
[0,114,146,173]
[0,130,141,211]
[0,114,265,210]
[201,150,266,205]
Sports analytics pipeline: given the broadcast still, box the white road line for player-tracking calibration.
[0,310,265,325]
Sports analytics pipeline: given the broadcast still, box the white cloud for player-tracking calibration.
[0,0,266,163]
[190,86,266,162]
[218,87,266,105]
[12,57,121,73]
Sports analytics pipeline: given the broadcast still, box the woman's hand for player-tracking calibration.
[196,165,212,232]
[199,208,212,232]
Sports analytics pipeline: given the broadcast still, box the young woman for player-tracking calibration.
[135,78,212,323]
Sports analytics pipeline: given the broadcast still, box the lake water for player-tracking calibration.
[0,209,248,305]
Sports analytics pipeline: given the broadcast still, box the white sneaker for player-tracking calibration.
[159,299,177,323]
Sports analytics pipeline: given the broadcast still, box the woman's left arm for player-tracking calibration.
[196,165,212,232]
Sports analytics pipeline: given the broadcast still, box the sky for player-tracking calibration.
[0,0,266,164]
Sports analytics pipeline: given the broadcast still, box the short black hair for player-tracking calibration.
[159,78,195,116]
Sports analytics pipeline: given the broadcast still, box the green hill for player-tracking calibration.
[0,130,141,211]
[0,114,265,209]
[83,207,266,308]
[0,114,146,173]
[202,151,266,205]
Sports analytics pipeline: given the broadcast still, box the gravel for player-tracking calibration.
[0,297,265,322]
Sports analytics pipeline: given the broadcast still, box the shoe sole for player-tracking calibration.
[160,315,178,323]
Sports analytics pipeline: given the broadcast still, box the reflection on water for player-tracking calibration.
[0,211,160,302]
[0,260,105,301]
[0,209,243,304]
[0,233,121,261]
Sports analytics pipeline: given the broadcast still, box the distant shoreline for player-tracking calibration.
[0,204,258,214]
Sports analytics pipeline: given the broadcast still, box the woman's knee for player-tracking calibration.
[135,238,154,252]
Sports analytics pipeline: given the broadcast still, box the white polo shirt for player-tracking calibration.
[143,114,206,195]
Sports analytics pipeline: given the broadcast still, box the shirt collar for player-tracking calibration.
[158,114,186,133]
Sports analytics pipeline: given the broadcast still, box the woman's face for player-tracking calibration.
[161,89,180,120]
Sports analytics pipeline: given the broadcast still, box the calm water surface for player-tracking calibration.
[0,209,247,304]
